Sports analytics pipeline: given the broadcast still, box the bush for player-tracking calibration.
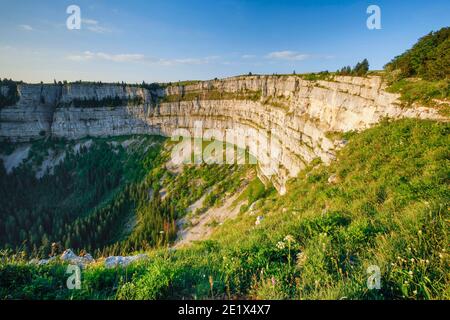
[385,27,450,80]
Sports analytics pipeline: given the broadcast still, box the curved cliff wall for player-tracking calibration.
[0,75,444,193]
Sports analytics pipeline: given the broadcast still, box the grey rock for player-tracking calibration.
[328,174,339,184]
[104,254,148,268]
[1,76,444,195]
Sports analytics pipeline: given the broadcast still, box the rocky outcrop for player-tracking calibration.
[0,75,445,193]
[104,254,148,268]
[29,249,148,268]
[0,84,60,140]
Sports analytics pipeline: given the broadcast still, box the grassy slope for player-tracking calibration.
[383,26,450,116]
[385,76,450,116]
[1,118,448,300]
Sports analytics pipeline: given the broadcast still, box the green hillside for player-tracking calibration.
[0,27,449,301]
[384,27,450,115]
[1,119,448,300]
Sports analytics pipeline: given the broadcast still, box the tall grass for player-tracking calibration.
[0,119,448,300]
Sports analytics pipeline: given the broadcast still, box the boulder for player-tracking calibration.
[104,254,148,268]
[36,256,56,265]
[328,174,339,184]
[60,249,78,261]
[60,249,94,267]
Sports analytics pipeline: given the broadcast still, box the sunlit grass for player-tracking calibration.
[1,119,448,300]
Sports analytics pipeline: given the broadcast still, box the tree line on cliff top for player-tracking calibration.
[385,27,450,81]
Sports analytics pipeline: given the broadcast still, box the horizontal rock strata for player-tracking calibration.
[0,75,444,193]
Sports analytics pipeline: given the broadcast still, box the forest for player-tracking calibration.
[0,136,164,256]
[0,136,250,258]
[0,79,20,108]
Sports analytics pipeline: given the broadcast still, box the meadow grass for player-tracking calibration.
[0,118,448,300]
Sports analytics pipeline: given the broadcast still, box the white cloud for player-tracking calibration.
[159,56,220,66]
[81,19,98,25]
[266,51,309,61]
[81,18,113,33]
[19,24,33,31]
[241,54,256,59]
[66,51,219,66]
[87,25,114,34]
[67,51,146,63]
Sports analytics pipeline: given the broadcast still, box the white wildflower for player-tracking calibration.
[276,241,286,250]
[296,252,307,267]
[284,235,296,243]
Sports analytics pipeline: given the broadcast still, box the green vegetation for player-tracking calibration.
[0,136,165,256]
[159,89,262,103]
[336,59,370,76]
[107,158,251,255]
[236,177,274,213]
[1,119,447,300]
[386,78,450,115]
[0,136,251,258]
[298,71,334,81]
[0,79,20,108]
[61,96,144,108]
[385,27,450,81]
[383,27,450,113]
[0,28,448,301]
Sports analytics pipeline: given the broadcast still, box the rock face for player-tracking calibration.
[104,254,148,268]
[60,249,94,267]
[0,84,59,140]
[29,248,148,269]
[0,75,445,193]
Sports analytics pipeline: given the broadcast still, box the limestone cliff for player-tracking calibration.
[0,75,444,193]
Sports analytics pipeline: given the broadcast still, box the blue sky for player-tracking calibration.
[0,0,448,83]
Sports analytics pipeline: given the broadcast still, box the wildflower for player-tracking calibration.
[296,252,307,267]
[418,230,422,235]
[413,290,417,295]
[425,259,430,264]
[408,270,413,276]
[276,241,286,250]
[410,258,415,263]
[271,276,276,286]
[284,235,296,243]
